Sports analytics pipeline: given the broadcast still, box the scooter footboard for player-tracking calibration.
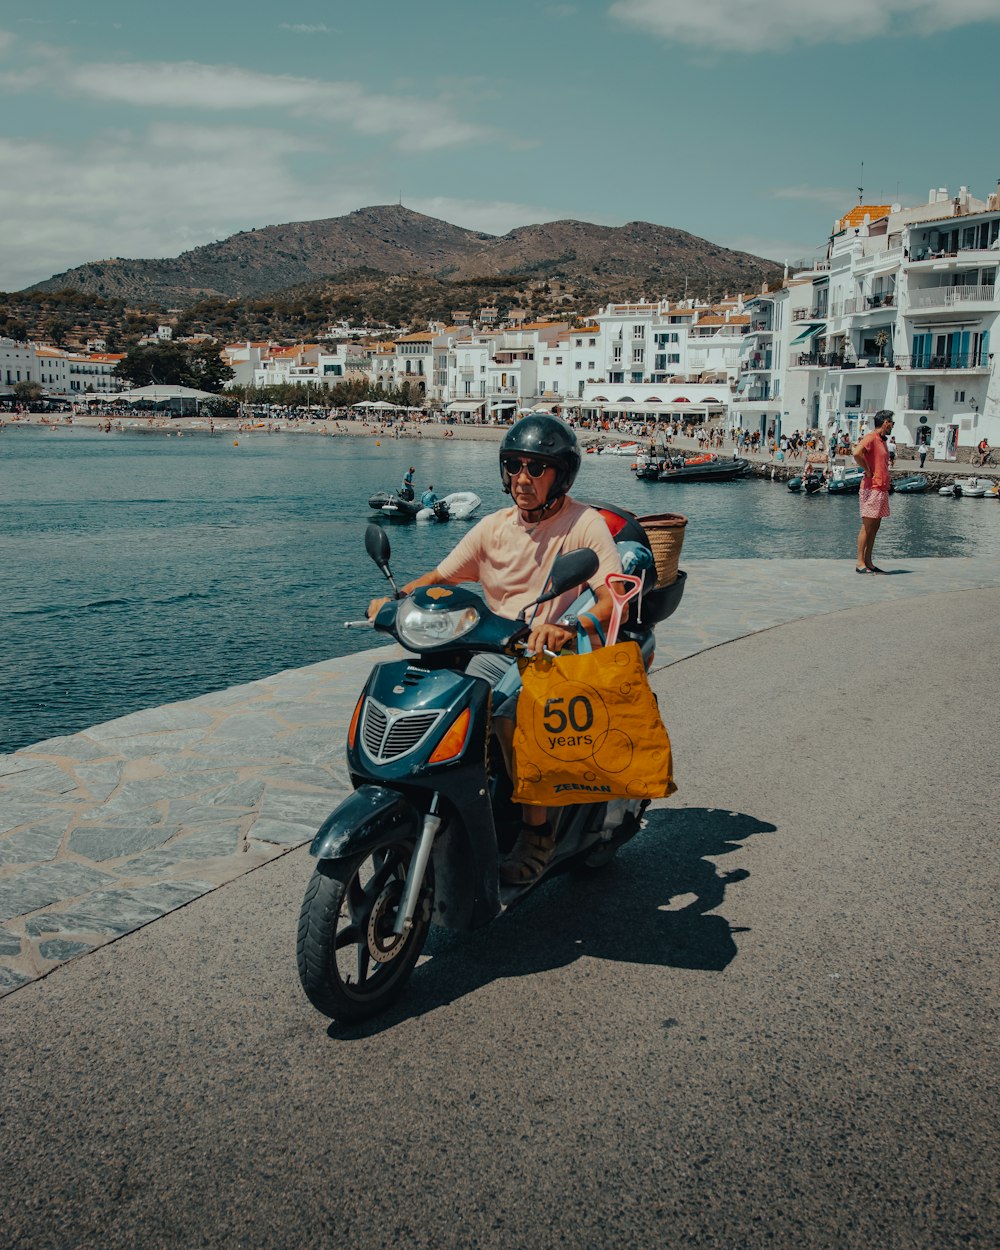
[309,785,421,862]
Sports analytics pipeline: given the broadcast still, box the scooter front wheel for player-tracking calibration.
[297,836,433,1023]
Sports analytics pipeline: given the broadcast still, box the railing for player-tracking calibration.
[749,321,772,333]
[904,398,937,412]
[895,353,989,370]
[854,247,904,271]
[739,356,772,373]
[792,308,826,321]
[736,387,774,402]
[908,285,997,310]
[864,293,895,310]
[787,258,831,272]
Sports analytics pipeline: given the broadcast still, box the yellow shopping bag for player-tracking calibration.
[511,640,676,807]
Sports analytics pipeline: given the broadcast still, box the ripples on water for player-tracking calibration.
[2,426,997,751]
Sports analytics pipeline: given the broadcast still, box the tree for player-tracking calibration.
[44,317,70,346]
[183,342,234,393]
[13,380,43,405]
[116,343,190,387]
[115,342,234,393]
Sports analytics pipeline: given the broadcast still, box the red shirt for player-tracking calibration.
[856,430,891,491]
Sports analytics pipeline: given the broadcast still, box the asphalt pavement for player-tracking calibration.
[1,582,997,1250]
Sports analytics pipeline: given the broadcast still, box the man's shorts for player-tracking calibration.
[859,483,890,518]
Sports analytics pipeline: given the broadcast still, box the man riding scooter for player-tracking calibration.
[369,415,621,883]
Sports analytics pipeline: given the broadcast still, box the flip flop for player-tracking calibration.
[866,565,887,574]
[855,566,871,574]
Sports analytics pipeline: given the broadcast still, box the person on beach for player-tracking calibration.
[368,415,620,884]
[853,410,894,574]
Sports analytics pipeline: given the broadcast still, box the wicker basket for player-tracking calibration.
[639,513,688,587]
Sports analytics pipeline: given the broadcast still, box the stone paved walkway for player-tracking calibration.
[2,554,999,996]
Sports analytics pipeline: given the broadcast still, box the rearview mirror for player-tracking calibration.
[365,523,391,571]
[534,547,599,606]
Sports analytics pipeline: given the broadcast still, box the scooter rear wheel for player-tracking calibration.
[297,835,433,1023]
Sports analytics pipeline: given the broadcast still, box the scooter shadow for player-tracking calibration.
[327,806,774,1040]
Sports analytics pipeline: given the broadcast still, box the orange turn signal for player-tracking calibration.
[428,707,472,765]
[347,695,364,749]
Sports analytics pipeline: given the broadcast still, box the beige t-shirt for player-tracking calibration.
[436,497,621,626]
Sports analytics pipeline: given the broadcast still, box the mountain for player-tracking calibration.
[24,205,781,308]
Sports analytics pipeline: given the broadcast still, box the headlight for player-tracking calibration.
[395,600,480,649]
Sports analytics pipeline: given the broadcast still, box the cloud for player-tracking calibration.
[0,27,14,54]
[0,130,380,289]
[279,23,331,34]
[68,59,498,152]
[608,0,1000,53]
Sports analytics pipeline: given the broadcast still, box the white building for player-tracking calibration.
[1,338,37,393]
[34,346,126,396]
[734,182,1000,453]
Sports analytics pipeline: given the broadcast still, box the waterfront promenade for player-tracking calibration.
[1,556,997,1249]
[2,554,1000,991]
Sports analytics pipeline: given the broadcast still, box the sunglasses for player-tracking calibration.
[501,456,550,479]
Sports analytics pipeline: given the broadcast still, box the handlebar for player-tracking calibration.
[344,620,375,629]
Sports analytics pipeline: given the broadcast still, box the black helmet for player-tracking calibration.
[500,414,581,502]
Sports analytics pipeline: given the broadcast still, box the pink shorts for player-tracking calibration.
[859,483,890,518]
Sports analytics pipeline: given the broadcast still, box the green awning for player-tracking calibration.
[791,322,826,344]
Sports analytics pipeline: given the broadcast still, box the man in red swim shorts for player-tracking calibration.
[853,410,894,573]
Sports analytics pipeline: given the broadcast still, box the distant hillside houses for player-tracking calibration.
[7,182,1000,451]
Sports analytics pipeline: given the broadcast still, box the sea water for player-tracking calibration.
[2,426,997,752]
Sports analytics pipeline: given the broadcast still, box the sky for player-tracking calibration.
[3,0,1000,292]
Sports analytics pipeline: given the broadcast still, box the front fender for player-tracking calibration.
[309,785,421,862]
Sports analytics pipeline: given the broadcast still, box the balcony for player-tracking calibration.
[894,353,989,371]
[907,285,997,312]
[735,385,775,402]
[739,355,772,373]
[903,397,937,412]
[792,308,826,321]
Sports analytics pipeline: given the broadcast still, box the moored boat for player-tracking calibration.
[941,476,988,497]
[892,474,929,494]
[416,490,481,521]
[826,466,864,495]
[656,454,750,483]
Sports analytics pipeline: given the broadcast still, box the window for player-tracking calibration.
[543,356,550,365]
[954,390,965,403]
[575,362,582,369]
[632,348,644,363]
[588,361,595,370]
[555,357,563,365]
[633,325,645,339]
[612,346,622,363]
[589,338,596,347]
